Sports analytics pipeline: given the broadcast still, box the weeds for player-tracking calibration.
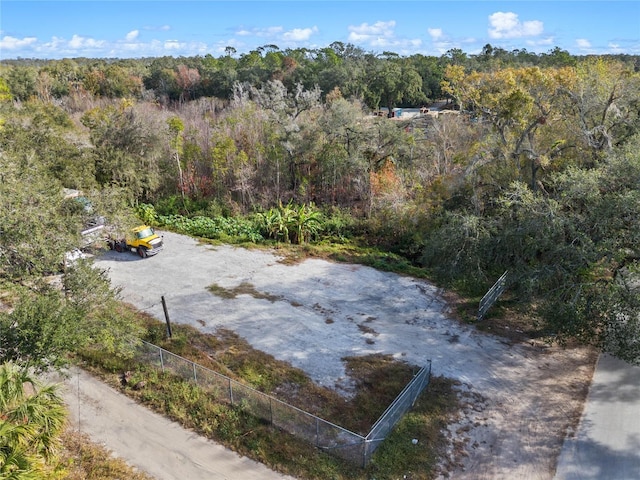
[77,314,459,479]
[207,282,282,303]
[59,429,155,480]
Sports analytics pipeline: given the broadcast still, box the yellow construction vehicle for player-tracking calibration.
[108,225,163,258]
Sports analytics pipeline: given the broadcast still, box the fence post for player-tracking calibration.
[193,362,197,383]
[161,295,172,338]
[363,439,369,468]
[159,348,165,373]
[229,378,233,406]
[269,397,273,426]
[315,417,320,447]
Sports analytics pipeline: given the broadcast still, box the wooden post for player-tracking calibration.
[161,296,172,338]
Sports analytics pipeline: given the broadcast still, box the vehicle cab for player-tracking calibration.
[126,225,163,257]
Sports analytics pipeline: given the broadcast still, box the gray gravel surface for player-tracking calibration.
[86,230,594,479]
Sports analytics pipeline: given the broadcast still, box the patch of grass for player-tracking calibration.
[357,323,378,336]
[265,241,430,279]
[367,376,460,479]
[59,429,155,480]
[441,288,551,344]
[77,313,458,480]
[207,282,282,303]
[206,283,238,299]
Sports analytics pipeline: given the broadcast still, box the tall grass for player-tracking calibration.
[77,314,459,479]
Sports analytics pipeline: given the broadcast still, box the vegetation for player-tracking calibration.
[77,315,458,480]
[59,430,155,480]
[0,44,639,477]
[0,363,66,478]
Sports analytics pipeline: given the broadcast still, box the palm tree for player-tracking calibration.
[0,362,67,479]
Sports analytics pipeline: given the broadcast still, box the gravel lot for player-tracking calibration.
[93,230,596,479]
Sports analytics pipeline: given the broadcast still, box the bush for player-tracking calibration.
[320,206,361,241]
[154,195,229,217]
[156,213,264,243]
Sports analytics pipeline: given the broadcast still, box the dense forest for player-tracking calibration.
[1,43,640,368]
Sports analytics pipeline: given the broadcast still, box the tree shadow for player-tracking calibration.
[588,354,640,403]
[555,428,640,479]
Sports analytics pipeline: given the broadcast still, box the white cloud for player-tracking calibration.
[488,12,543,39]
[370,37,391,48]
[346,20,424,55]
[608,42,622,53]
[283,26,318,42]
[428,28,443,41]
[427,29,477,55]
[263,26,284,37]
[164,40,183,50]
[125,30,139,41]
[67,34,104,49]
[1,30,222,59]
[236,26,284,38]
[68,34,84,49]
[348,20,396,42]
[0,35,37,50]
[43,36,63,49]
[576,38,591,48]
[526,36,555,47]
[143,25,170,32]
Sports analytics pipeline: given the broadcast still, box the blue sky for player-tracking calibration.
[1,1,638,60]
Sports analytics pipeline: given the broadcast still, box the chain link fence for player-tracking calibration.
[135,340,431,467]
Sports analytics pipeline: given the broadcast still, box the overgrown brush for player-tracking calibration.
[77,314,458,479]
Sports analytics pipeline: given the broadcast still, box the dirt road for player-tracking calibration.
[91,231,595,479]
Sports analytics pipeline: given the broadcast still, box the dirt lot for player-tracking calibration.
[94,231,596,479]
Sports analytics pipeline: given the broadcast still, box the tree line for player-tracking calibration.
[3,43,638,108]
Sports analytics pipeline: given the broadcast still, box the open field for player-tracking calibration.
[93,231,596,479]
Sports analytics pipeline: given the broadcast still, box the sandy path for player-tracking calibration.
[50,367,295,480]
[93,231,595,478]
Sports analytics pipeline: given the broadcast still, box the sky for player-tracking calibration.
[1,1,639,60]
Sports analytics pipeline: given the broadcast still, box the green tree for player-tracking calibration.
[81,102,162,203]
[40,58,82,98]
[420,134,640,363]
[407,54,444,100]
[5,66,38,101]
[564,57,640,160]
[144,57,180,102]
[442,65,577,193]
[314,96,369,205]
[0,126,79,279]
[243,79,322,201]
[540,47,577,68]
[200,53,238,98]
[0,363,67,479]
[62,260,145,357]
[0,263,143,372]
[0,77,12,102]
[367,58,425,113]
[0,291,83,372]
[290,203,322,244]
